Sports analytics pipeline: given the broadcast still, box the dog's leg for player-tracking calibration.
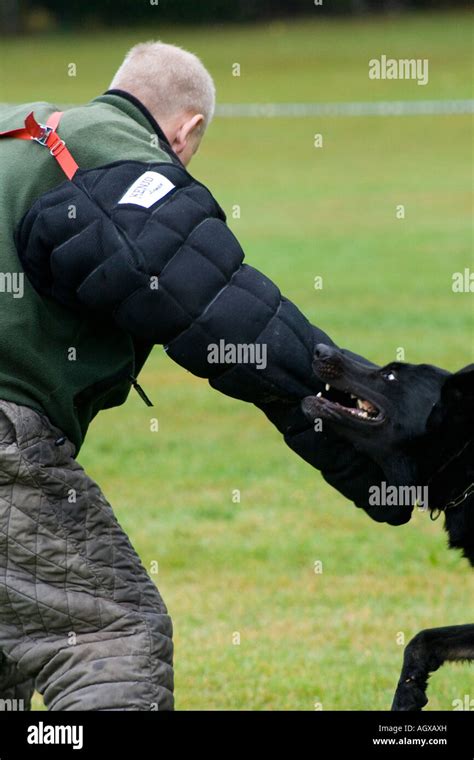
[391,624,474,711]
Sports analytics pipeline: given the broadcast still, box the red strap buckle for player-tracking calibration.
[49,137,66,157]
[33,126,53,147]
[0,110,78,180]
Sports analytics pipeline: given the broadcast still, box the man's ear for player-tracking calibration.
[172,114,204,155]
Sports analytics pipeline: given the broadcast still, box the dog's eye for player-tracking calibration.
[382,370,397,382]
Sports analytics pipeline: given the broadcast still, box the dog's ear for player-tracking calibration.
[427,364,474,434]
[427,364,474,432]
[442,364,474,400]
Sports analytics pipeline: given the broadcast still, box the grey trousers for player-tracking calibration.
[0,400,174,710]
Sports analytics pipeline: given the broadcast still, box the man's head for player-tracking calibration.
[110,41,216,166]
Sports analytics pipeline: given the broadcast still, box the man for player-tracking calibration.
[0,42,409,711]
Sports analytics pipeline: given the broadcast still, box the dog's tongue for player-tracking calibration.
[357,398,377,414]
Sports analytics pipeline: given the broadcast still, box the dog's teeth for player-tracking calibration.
[350,394,356,399]
[316,391,322,398]
[325,383,330,391]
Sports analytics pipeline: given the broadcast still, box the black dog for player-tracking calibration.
[302,344,474,711]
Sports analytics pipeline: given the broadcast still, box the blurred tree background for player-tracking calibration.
[0,0,471,35]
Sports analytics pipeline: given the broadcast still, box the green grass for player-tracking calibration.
[5,12,473,710]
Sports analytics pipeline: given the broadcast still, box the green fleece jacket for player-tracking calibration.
[0,91,172,451]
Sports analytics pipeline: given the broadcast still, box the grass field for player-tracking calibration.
[1,11,473,710]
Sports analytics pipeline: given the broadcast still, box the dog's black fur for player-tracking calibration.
[302,345,474,711]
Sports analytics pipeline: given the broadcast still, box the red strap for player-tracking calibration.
[45,111,62,131]
[0,110,78,180]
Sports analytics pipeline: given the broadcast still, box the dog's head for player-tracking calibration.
[302,344,473,483]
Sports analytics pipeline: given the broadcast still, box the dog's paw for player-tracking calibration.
[391,678,429,711]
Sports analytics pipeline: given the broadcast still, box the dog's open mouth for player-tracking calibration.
[303,383,384,425]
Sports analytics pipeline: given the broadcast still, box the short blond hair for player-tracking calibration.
[110,41,216,131]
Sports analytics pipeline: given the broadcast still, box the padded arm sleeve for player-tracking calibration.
[17,159,332,404]
[16,159,411,526]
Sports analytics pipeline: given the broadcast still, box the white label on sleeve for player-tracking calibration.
[118,171,175,209]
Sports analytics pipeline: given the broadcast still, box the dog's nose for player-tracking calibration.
[314,344,338,361]
[313,344,343,380]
